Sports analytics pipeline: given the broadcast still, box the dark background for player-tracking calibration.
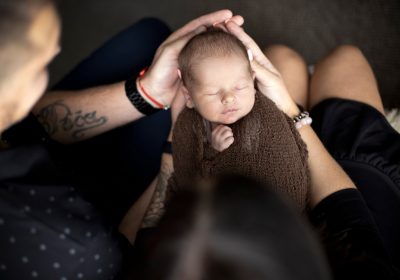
[50,0,400,107]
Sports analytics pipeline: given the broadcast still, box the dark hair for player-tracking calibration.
[0,0,54,82]
[178,28,250,88]
[141,175,332,280]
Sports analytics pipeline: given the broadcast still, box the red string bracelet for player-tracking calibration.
[137,68,169,110]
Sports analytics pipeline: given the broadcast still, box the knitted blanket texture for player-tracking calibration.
[170,92,310,210]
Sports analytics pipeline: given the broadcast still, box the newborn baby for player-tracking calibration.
[170,28,309,210]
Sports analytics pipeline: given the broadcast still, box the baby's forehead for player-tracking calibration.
[192,52,249,71]
[189,59,252,90]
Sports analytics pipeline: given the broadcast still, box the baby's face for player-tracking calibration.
[184,54,256,125]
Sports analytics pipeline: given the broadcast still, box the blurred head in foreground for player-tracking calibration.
[0,0,60,132]
[142,175,331,280]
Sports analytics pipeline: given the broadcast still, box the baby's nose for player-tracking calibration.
[222,93,235,105]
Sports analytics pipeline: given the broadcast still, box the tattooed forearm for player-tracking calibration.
[35,100,108,140]
[141,158,175,228]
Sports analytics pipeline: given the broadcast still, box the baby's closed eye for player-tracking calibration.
[235,85,248,91]
[206,92,219,96]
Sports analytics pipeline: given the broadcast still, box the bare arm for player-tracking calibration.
[227,21,356,208]
[33,82,145,143]
[140,152,174,228]
[35,10,244,145]
[286,108,356,208]
[119,127,175,244]
[118,152,173,244]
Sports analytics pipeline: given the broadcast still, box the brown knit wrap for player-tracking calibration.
[170,92,310,210]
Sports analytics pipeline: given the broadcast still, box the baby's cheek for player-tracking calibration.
[244,91,256,110]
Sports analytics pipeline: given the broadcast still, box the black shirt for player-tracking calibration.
[0,144,123,279]
[310,189,400,279]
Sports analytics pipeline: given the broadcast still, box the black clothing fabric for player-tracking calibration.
[0,144,123,279]
[3,18,172,224]
[127,97,400,279]
[311,98,400,266]
[310,189,399,279]
[0,18,172,280]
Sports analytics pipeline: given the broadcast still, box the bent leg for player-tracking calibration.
[264,44,309,109]
[309,45,400,265]
[309,45,384,113]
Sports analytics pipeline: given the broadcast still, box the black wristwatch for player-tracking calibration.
[163,141,172,154]
[125,76,161,116]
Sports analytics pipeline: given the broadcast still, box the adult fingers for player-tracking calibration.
[213,15,244,32]
[148,26,202,65]
[162,25,207,57]
[230,15,244,26]
[154,13,243,62]
[226,21,279,76]
[165,10,233,44]
[250,59,279,86]
[213,23,229,32]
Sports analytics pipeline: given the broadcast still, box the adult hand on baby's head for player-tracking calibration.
[211,125,234,152]
[225,21,299,117]
[140,10,244,109]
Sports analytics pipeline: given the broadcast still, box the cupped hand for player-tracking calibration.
[225,21,300,117]
[211,125,234,152]
[140,10,244,108]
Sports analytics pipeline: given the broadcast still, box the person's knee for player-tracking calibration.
[264,44,306,66]
[326,44,365,64]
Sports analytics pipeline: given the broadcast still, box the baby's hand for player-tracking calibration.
[211,125,234,152]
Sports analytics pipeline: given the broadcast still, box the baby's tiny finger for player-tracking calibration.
[220,128,233,139]
[212,124,226,136]
[224,136,235,148]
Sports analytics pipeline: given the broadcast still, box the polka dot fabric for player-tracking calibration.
[0,183,122,279]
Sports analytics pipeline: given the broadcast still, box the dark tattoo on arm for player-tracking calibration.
[141,159,175,228]
[36,100,108,140]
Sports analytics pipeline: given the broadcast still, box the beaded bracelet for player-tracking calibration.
[293,111,312,130]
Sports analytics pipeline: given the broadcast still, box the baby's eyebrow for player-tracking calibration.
[201,88,220,94]
[235,77,252,84]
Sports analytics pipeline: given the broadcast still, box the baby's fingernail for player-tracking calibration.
[177,69,182,79]
[247,49,253,61]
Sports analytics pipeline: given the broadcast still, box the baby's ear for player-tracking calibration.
[181,85,195,108]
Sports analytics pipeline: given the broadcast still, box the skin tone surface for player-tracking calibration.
[183,53,256,151]
[184,54,255,125]
[31,10,244,144]
[0,4,61,134]
[120,21,359,244]
[0,5,358,249]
